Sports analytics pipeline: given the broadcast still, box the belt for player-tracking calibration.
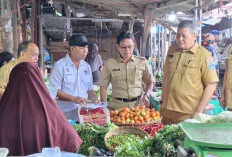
[115,95,141,102]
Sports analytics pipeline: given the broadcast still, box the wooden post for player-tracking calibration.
[12,0,18,57]
[38,17,43,69]
[1,0,13,53]
[20,0,27,41]
[142,9,153,57]
[128,17,135,32]
[31,0,38,44]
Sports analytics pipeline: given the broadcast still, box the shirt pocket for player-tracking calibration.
[81,74,92,89]
[63,74,75,90]
[111,71,122,85]
[164,56,176,73]
[132,67,144,85]
[183,60,198,75]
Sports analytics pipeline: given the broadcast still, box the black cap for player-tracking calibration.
[69,34,90,47]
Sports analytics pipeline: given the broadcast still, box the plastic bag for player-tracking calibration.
[27,147,61,157]
[0,148,9,157]
[89,146,115,156]
[27,147,84,157]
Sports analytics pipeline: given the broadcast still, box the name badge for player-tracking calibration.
[113,69,120,71]
[168,54,174,58]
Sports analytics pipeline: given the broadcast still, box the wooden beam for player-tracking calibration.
[78,0,140,17]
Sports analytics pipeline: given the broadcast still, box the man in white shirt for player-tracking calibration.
[49,34,99,121]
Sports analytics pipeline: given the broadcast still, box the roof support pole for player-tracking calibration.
[142,9,153,57]
[1,0,12,53]
[128,17,135,32]
[12,0,18,57]
[38,17,43,69]
[199,0,202,46]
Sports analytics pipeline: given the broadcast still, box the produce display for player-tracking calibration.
[95,89,112,102]
[79,107,110,126]
[183,111,232,123]
[73,123,118,156]
[150,124,185,157]
[106,133,152,156]
[110,105,160,124]
[138,123,164,138]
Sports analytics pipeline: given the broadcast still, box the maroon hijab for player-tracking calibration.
[0,62,82,156]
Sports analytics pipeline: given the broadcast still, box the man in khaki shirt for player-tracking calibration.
[220,52,232,111]
[99,31,154,110]
[0,41,39,98]
[161,20,219,124]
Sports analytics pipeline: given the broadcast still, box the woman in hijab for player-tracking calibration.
[0,62,82,156]
[85,43,103,85]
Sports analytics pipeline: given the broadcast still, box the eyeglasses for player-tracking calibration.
[119,44,135,50]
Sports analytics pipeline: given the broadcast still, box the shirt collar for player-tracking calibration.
[65,54,74,66]
[65,54,85,67]
[117,55,135,62]
[177,42,199,54]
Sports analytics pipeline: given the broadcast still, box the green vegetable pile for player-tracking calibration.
[95,89,112,102]
[73,123,117,156]
[106,133,152,156]
[151,124,185,157]
[43,77,50,84]
[155,73,163,87]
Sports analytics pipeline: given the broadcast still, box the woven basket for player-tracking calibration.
[104,126,148,152]
[115,119,161,126]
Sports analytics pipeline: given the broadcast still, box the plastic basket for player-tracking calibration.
[78,106,110,126]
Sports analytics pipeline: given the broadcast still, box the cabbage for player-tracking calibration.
[193,113,213,123]
[212,111,232,123]
[183,119,200,123]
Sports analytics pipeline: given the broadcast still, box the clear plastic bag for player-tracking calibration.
[27,147,84,157]
[27,147,61,157]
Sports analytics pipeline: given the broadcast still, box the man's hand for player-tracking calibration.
[220,94,227,109]
[192,111,201,118]
[73,96,87,106]
[140,95,150,108]
[91,97,100,105]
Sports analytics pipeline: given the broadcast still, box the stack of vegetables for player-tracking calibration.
[150,124,186,157]
[106,133,152,156]
[137,123,164,138]
[73,123,118,156]
[110,105,160,124]
[183,111,232,123]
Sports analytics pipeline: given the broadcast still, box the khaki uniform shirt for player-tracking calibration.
[99,55,154,109]
[225,52,232,109]
[162,43,219,114]
[0,59,20,96]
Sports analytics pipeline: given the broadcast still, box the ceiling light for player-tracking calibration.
[168,13,176,21]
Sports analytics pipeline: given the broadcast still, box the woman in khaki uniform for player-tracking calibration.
[220,52,232,111]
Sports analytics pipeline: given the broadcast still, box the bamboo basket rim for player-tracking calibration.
[104,126,148,152]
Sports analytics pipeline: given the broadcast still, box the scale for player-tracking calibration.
[179,123,232,157]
